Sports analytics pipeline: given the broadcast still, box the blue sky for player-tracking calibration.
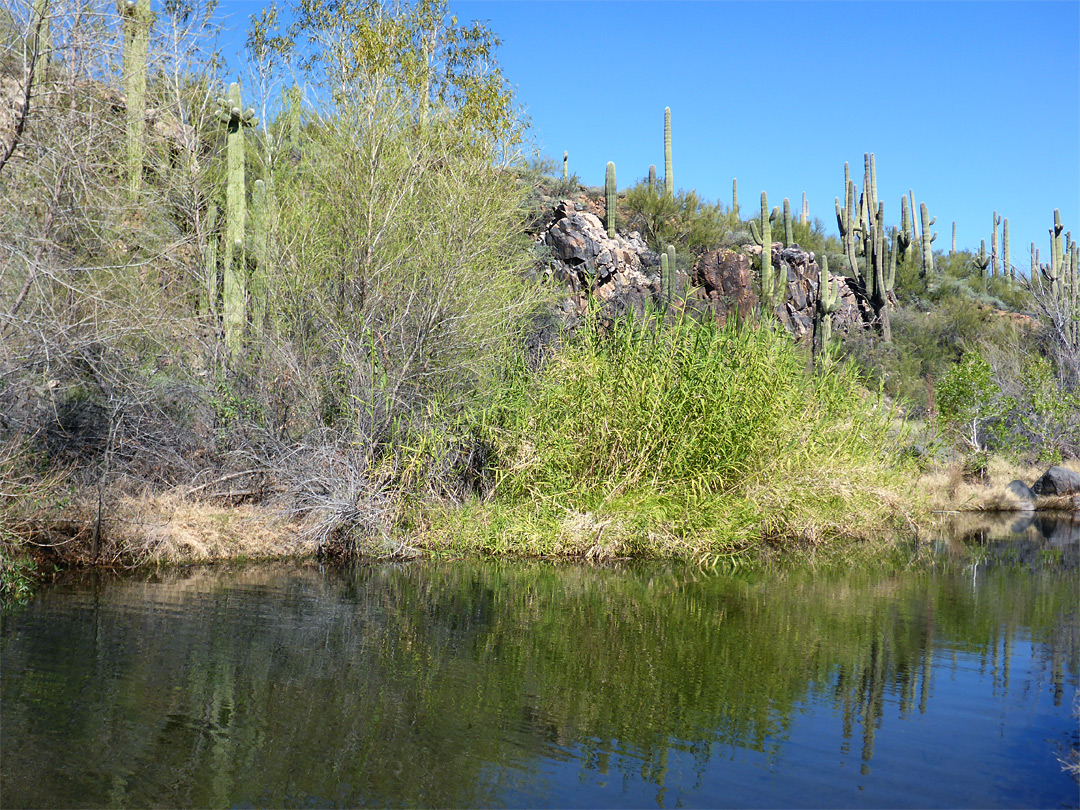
[217,1,1079,270]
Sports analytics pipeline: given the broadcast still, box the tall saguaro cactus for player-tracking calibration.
[750,191,784,313]
[732,178,738,217]
[951,221,956,255]
[215,82,257,353]
[800,193,808,225]
[991,211,1001,278]
[919,202,937,279]
[782,198,793,245]
[562,151,568,181]
[663,107,673,198]
[32,0,50,68]
[1003,218,1011,281]
[605,161,616,238]
[121,0,152,197]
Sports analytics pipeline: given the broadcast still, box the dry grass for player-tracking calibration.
[19,490,318,567]
[919,458,1080,514]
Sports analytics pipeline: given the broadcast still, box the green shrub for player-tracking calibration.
[435,311,915,559]
[623,182,738,255]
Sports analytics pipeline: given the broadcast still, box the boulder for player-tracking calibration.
[1004,479,1037,511]
[1031,466,1080,496]
[689,248,756,328]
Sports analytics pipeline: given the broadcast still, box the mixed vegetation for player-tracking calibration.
[0,0,1077,603]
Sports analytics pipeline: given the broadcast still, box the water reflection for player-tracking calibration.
[2,557,1077,808]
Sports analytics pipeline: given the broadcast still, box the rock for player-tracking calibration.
[1031,466,1080,496]
[539,200,661,321]
[535,199,869,339]
[689,248,756,328]
[1004,479,1037,511]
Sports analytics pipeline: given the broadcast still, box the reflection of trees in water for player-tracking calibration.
[1,561,1077,807]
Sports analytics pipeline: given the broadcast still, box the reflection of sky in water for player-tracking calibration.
[493,638,1077,809]
[3,562,1077,809]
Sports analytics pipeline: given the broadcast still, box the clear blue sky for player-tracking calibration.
[217,0,1079,270]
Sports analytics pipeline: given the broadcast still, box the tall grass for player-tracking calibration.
[420,311,917,562]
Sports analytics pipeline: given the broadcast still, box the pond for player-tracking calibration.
[2,518,1078,808]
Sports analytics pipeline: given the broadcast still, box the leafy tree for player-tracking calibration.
[289,0,517,146]
[937,352,1010,451]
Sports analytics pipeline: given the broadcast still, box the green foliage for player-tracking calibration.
[460,312,911,556]
[267,93,542,441]
[623,181,736,255]
[937,352,1010,452]
[290,0,518,145]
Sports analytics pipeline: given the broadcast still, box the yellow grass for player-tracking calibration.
[919,458,1080,514]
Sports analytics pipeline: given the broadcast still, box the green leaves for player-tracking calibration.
[937,352,1007,452]
[290,0,517,144]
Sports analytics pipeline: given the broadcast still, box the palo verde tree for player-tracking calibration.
[257,0,541,452]
[289,0,517,146]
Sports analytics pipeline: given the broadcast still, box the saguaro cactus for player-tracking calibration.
[951,221,956,255]
[750,191,784,313]
[563,150,568,181]
[800,193,808,225]
[782,198,793,245]
[648,164,656,190]
[1003,218,1011,281]
[605,161,616,238]
[898,194,913,262]
[121,0,152,197]
[663,107,673,198]
[32,0,50,67]
[920,202,937,279]
[816,254,841,360]
[991,211,1001,277]
[215,81,257,353]
[834,166,861,289]
[662,244,677,304]
[973,240,990,291]
[732,178,738,217]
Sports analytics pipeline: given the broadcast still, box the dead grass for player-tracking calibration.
[920,457,1080,514]
[18,489,318,567]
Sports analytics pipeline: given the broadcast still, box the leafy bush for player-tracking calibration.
[623,182,739,255]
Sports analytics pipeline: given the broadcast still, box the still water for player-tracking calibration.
[2,524,1078,808]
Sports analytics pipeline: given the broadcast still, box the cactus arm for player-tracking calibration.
[664,245,677,302]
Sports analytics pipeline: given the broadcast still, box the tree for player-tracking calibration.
[289,0,517,146]
[937,352,1008,452]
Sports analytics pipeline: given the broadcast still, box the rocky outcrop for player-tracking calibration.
[539,200,662,323]
[536,197,863,340]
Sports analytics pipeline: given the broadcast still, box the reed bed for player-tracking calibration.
[418,311,919,563]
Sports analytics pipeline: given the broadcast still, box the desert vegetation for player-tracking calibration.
[0,0,1076,604]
